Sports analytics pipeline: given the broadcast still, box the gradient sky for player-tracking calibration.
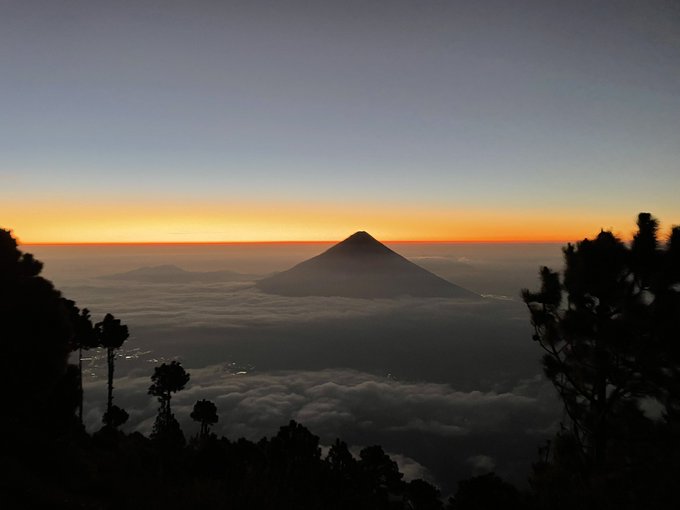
[1,0,679,242]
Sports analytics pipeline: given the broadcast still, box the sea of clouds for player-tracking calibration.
[84,364,559,492]
[30,243,565,494]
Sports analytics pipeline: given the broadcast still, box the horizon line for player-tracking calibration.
[22,239,574,246]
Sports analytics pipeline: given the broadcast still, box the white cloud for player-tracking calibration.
[67,275,555,492]
[467,454,496,475]
[85,364,559,438]
[61,279,491,330]
[83,365,559,489]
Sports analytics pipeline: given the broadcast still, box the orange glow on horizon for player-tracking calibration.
[1,197,666,245]
[22,239,571,247]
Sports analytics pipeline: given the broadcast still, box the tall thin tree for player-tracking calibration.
[96,313,129,424]
[63,299,98,426]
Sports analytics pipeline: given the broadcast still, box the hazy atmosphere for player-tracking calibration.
[27,241,563,492]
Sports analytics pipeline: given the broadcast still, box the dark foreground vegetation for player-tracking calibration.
[1,212,679,509]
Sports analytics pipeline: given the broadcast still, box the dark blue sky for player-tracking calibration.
[2,0,679,241]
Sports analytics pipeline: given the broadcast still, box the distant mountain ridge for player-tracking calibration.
[257,231,478,299]
[99,265,250,283]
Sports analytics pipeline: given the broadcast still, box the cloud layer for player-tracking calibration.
[84,365,559,493]
[52,258,562,494]
[62,278,495,329]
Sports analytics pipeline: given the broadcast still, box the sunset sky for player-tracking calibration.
[2,0,679,243]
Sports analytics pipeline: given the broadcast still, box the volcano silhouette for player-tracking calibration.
[257,231,477,298]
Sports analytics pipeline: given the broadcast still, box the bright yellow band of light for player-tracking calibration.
[0,198,667,244]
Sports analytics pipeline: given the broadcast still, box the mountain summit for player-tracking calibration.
[257,231,477,299]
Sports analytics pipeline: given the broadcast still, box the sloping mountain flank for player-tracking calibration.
[257,231,478,299]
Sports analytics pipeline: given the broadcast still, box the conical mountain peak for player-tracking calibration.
[257,231,478,299]
[338,231,381,246]
[326,231,394,258]
[345,231,374,241]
